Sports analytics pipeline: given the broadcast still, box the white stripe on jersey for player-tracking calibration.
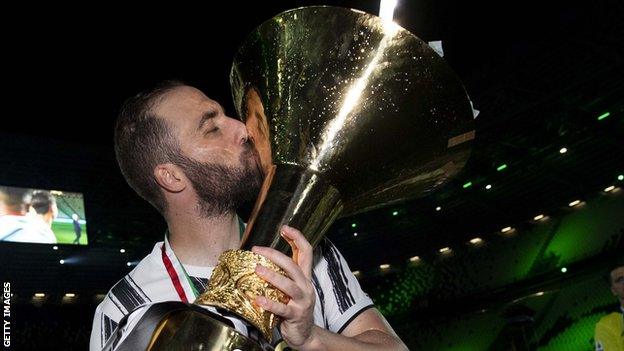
[89,236,373,350]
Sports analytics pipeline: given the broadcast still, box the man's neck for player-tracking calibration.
[166,211,241,267]
[42,213,53,227]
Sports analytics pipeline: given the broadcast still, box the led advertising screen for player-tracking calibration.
[0,185,87,245]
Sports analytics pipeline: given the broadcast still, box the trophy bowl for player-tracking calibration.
[126,6,474,350]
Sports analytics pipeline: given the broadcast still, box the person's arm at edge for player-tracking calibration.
[299,307,408,351]
[253,226,408,351]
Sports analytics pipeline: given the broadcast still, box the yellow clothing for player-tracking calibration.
[595,311,624,351]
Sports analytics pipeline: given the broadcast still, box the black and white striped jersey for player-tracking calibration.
[89,236,373,350]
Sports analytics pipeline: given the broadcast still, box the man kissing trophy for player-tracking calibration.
[105,6,475,351]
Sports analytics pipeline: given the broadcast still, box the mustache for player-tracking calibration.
[240,137,260,161]
[242,137,264,180]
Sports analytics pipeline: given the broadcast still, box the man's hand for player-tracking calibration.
[252,225,317,349]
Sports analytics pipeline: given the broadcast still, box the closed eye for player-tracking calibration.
[204,127,219,135]
[198,110,219,131]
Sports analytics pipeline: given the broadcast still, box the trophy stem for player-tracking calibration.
[196,165,344,342]
[241,164,343,253]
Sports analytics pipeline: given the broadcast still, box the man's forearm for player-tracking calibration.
[298,325,408,351]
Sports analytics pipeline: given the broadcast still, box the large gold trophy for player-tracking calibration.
[121,6,474,351]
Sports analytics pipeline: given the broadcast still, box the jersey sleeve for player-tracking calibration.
[89,300,124,351]
[311,238,375,333]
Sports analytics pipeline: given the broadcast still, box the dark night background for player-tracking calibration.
[1,1,623,349]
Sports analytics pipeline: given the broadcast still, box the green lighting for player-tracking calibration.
[392,211,399,216]
[619,174,624,181]
[497,164,508,172]
[597,112,610,121]
[351,223,357,228]
[561,267,567,273]
[463,181,473,189]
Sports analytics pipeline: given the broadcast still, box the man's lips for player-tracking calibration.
[243,144,264,177]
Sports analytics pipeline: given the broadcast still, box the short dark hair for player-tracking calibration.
[607,260,624,284]
[31,190,56,214]
[0,187,31,213]
[114,80,186,214]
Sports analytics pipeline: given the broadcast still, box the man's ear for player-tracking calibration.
[154,163,187,193]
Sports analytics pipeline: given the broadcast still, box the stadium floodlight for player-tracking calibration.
[469,237,483,245]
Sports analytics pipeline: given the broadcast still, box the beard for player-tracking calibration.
[173,142,263,218]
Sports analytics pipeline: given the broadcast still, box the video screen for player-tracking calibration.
[0,185,88,245]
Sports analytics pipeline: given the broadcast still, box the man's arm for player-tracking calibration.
[301,308,407,351]
[253,226,407,351]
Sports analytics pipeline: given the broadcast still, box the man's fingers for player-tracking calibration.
[255,264,303,299]
[255,296,291,318]
[252,246,307,284]
[280,225,313,279]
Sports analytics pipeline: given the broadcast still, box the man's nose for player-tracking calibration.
[228,116,249,145]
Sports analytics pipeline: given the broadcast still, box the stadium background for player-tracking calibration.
[0,0,622,350]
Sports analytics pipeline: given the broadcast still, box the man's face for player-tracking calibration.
[155,86,262,217]
[610,266,624,304]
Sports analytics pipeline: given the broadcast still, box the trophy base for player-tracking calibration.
[147,305,266,351]
[195,249,289,342]
[109,301,270,351]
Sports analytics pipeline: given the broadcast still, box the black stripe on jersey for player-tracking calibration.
[102,313,118,345]
[337,304,374,334]
[127,274,151,303]
[189,276,209,292]
[100,313,104,347]
[108,292,126,316]
[312,271,329,329]
[321,239,355,313]
[110,276,149,314]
